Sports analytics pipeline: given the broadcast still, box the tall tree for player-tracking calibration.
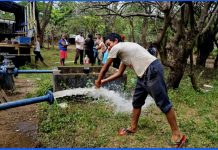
[196,11,218,67]
[35,1,53,47]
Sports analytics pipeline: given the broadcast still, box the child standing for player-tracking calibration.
[34,36,47,67]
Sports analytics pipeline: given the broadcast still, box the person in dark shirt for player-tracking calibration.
[84,33,95,65]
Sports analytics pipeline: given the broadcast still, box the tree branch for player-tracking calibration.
[95,13,163,19]
[200,5,218,35]
[197,2,211,32]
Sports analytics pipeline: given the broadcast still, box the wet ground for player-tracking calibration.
[0,78,39,148]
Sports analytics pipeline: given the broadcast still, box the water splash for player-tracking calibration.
[53,87,154,113]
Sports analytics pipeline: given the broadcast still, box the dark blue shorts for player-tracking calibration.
[132,59,172,113]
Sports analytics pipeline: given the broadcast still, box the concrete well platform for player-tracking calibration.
[53,66,127,92]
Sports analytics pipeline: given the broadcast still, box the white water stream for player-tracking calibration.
[53,87,155,113]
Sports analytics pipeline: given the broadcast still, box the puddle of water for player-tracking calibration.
[53,87,155,113]
[16,122,38,140]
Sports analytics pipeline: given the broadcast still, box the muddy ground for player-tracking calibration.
[0,78,40,148]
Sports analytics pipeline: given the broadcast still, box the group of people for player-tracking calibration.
[73,32,113,66]
[58,32,122,68]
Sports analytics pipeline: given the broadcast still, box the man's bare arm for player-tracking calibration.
[95,58,113,88]
[101,63,126,84]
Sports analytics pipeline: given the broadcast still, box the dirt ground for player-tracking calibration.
[0,78,40,148]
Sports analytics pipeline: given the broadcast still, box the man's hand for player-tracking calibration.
[95,80,101,89]
[101,79,106,85]
[95,58,113,89]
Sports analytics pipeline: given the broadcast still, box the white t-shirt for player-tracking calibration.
[108,42,157,78]
[75,35,85,50]
[34,41,40,52]
[64,39,69,45]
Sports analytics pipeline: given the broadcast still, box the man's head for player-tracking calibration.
[37,36,40,41]
[96,33,101,39]
[80,31,83,36]
[105,33,122,50]
[88,33,93,39]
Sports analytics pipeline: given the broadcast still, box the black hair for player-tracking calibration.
[105,33,122,42]
[103,36,106,43]
[96,33,101,36]
[61,33,66,37]
[88,33,93,39]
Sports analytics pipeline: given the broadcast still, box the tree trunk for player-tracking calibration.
[167,61,185,89]
[214,54,218,69]
[141,18,147,48]
[129,18,135,42]
[51,30,55,50]
[36,2,53,47]
[214,42,218,68]
[196,30,214,67]
[166,37,196,89]
[188,49,201,92]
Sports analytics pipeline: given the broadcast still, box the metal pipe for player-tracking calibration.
[0,91,54,110]
[17,70,53,74]
[0,68,54,76]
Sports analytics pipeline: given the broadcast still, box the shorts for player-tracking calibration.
[132,59,172,114]
[60,50,67,59]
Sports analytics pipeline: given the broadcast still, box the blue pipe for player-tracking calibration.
[0,91,54,110]
[17,70,53,74]
[0,68,54,76]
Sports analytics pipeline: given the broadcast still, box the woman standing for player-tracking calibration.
[58,33,69,66]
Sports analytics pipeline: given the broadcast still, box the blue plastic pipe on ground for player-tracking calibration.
[0,91,54,110]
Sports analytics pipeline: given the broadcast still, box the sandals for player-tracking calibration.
[118,128,187,148]
[170,135,187,148]
[118,128,135,136]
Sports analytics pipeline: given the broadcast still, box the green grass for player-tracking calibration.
[18,45,218,148]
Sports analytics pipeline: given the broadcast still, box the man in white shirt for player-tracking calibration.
[74,32,85,64]
[95,33,186,148]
